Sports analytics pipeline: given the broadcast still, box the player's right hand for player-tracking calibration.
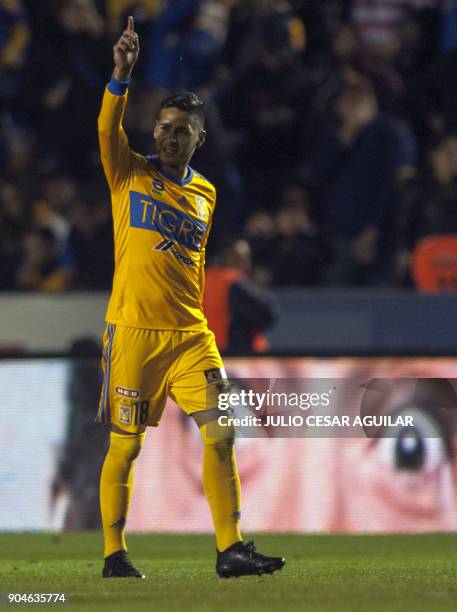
[113,16,139,81]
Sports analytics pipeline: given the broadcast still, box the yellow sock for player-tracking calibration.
[201,424,242,552]
[100,431,145,558]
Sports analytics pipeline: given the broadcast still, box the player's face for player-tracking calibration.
[154,108,205,170]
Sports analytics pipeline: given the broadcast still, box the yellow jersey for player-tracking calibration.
[98,87,216,331]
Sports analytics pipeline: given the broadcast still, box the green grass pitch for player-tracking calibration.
[1,533,457,611]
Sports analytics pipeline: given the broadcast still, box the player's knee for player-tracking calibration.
[214,437,234,456]
[201,424,235,448]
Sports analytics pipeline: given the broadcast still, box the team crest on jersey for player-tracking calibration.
[195,196,207,220]
[119,404,132,425]
[152,177,164,192]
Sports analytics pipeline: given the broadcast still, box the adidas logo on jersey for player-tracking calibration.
[154,238,174,252]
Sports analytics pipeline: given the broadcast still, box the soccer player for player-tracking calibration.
[97,16,285,579]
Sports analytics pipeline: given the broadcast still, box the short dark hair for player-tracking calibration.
[160,91,205,128]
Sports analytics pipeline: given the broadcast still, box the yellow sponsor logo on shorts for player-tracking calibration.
[115,386,140,398]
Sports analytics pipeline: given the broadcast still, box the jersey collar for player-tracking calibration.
[147,155,194,187]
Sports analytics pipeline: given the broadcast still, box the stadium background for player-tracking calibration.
[2,0,457,538]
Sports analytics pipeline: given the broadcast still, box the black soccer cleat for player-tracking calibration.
[102,550,145,578]
[216,540,285,578]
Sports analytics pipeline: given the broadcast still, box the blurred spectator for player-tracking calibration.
[221,0,307,208]
[440,0,457,53]
[305,19,406,136]
[0,0,30,104]
[204,239,278,355]
[331,22,405,112]
[0,110,36,191]
[144,0,239,93]
[221,0,306,76]
[66,197,114,289]
[31,173,76,250]
[411,47,457,143]
[0,180,26,289]
[243,209,276,287]
[307,75,416,285]
[294,0,345,54]
[395,134,457,284]
[15,227,74,292]
[270,180,328,286]
[20,0,111,175]
[242,180,328,288]
[394,6,440,74]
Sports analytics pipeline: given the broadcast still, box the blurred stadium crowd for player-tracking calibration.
[1,0,457,291]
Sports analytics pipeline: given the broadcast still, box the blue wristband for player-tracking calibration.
[108,74,130,96]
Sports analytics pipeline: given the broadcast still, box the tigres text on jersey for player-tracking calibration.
[98,87,216,330]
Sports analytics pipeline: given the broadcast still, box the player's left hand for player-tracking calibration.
[113,16,139,81]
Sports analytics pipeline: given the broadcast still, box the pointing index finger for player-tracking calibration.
[128,15,134,32]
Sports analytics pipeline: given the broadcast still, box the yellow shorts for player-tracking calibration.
[96,324,226,432]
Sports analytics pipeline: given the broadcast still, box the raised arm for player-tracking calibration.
[98,16,140,192]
